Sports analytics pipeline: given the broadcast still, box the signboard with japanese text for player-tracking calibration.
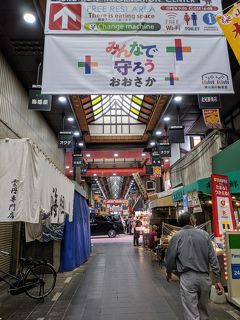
[203,108,222,129]
[198,94,221,109]
[42,35,233,94]
[28,86,52,111]
[45,0,223,35]
[211,174,236,238]
[216,2,240,64]
[58,132,73,148]
[158,143,171,157]
[169,125,185,143]
[72,154,83,167]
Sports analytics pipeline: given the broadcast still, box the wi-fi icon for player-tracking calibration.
[166,12,177,19]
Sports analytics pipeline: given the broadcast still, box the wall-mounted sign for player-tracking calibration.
[45,0,222,35]
[58,132,73,148]
[158,143,171,157]
[72,154,83,167]
[183,194,188,212]
[169,126,185,143]
[28,85,52,111]
[198,94,221,109]
[203,108,222,129]
[211,174,235,238]
[42,35,233,95]
[145,164,153,175]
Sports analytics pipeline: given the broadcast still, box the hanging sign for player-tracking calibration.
[198,94,221,109]
[28,85,52,111]
[81,164,88,174]
[152,153,161,166]
[169,125,185,143]
[203,108,222,129]
[58,132,73,148]
[45,0,223,35]
[188,191,202,213]
[153,166,161,177]
[216,3,240,64]
[158,143,171,157]
[211,174,236,238]
[42,35,233,95]
[72,154,83,167]
[183,194,189,212]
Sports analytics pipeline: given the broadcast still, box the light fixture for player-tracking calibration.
[114,153,118,157]
[58,96,67,103]
[23,13,36,24]
[163,116,170,121]
[69,170,73,173]
[236,202,240,206]
[67,117,74,122]
[93,173,97,176]
[73,131,80,136]
[232,196,236,199]
[156,131,162,136]
[65,166,70,169]
[113,173,116,176]
[165,159,169,162]
[78,142,84,146]
[86,154,91,157]
[150,141,155,146]
[141,153,146,156]
[208,200,212,204]
[174,96,182,102]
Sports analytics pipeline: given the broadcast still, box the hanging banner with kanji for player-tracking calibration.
[211,174,236,238]
[42,35,233,94]
[45,0,223,35]
[203,108,222,129]
[216,2,240,64]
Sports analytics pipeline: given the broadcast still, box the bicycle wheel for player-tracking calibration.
[24,263,56,299]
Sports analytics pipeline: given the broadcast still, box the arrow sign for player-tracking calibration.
[49,4,81,31]
[54,7,77,29]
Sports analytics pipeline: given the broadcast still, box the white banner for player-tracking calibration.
[45,0,223,35]
[42,35,233,94]
[0,139,74,223]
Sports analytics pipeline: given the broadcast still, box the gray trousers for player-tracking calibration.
[180,271,211,320]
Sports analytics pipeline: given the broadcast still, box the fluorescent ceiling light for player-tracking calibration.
[78,142,84,146]
[86,154,91,157]
[93,173,97,176]
[163,117,170,121]
[165,159,169,162]
[23,13,36,24]
[73,131,80,136]
[114,153,118,157]
[113,173,116,176]
[67,117,74,122]
[58,96,67,103]
[156,131,162,136]
[65,166,70,169]
[174,96,182,102]
[150,141,155,146]
[141,153,146,156]
[69,170,73,173]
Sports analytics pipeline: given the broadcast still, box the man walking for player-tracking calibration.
[165,213,224,320]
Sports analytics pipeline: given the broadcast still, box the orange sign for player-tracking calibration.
[203,109,222,129]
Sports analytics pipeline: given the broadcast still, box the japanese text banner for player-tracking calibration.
[216,2,240,64]
[45,0,223,35]
[42,35,233,94]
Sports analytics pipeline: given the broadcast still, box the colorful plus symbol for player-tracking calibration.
[165,73,179,85]
[78,56,98,74]
[166,39,191,61]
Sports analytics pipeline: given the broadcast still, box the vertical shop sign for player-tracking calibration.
[211,174,236,238]
[158,143,171,157]
[183,194,188,212]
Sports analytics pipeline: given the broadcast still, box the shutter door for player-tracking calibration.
[0,222,13,273]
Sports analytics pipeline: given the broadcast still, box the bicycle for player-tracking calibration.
[0,250,57,300]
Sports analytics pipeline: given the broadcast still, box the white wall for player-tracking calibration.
[0,52,64,171]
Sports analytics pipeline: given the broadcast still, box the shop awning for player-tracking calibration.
[172,178,210,202]
[150,196,174,209]
[172,171,240,202]
[150,187,181,208]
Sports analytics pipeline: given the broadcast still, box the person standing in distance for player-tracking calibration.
[165,212,224,320]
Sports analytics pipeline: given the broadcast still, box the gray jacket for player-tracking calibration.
[165,225,221,281]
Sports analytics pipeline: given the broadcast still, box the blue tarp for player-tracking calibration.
[60,191,91,272]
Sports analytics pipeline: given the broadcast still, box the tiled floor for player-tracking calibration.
[0,235,240,320]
